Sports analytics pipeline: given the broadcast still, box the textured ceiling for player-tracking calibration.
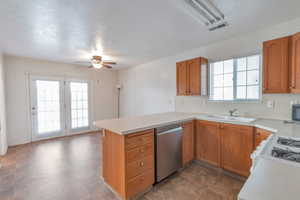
[0,0,300,68]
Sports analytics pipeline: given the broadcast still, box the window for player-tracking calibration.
[209,55,260,101]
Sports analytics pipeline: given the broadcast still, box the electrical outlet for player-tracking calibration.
[267,100,275,109]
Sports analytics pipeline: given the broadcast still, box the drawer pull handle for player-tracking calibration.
[140,162,144,167]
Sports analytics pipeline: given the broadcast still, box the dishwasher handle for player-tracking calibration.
[156,127,183,136]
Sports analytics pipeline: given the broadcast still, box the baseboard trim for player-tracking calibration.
[9,131,100,148]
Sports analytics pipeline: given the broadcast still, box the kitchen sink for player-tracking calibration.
[206,114,256,123]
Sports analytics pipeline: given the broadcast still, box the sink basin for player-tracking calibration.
[206,115,256,123]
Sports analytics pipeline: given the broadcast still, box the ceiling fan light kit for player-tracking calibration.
[85,55,116,69]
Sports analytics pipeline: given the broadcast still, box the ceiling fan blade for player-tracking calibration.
[75,61,90,64]
[103,65,113,69]
[102,61,117,65]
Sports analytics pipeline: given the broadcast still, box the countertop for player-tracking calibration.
[95,112,300,137]
[238,158,300,200]
[95,112,195,134]
[95,112,300,200]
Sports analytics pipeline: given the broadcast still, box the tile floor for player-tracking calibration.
[0,133,244,200]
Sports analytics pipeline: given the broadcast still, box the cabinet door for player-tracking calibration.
[176,61,188,95]
[196,120,220,167]
[182,121,195,165]
[254,128,272,149]
[220,124,254,177]
[263,36,290,93]
[188,58,201,95]
[291,33,300,93]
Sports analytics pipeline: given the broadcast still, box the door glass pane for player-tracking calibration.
[70,82,89,129]
[36,80,61,134]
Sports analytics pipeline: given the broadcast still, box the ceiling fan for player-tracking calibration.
[78,55,117,69]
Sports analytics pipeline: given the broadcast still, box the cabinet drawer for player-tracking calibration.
[126,169,154,198]
[125,130,154,150]
[126,156,154,179]
[126,143,154,163]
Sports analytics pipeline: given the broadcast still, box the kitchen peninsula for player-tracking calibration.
[96,112,300,200]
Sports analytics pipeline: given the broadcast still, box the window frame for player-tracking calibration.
[208,54,262,102]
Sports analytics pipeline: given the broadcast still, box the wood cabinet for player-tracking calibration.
[182,121,195,165]
[254,128,272,149]
[176,61,188,95]
[176,57,208,96]
[263,36,291,93]
[290,32,300,93]
[220,124,254,177]
[102,129,155,200]
[196,120,221,167]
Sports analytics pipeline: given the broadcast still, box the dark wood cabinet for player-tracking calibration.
[196,120,221,167]
[182,121,195,165]
[220,124,254,177]
[176,57,208,96]
[263,36,291,93]
[291,32,300,93]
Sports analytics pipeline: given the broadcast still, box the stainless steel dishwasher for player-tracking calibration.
[155,124,183,182]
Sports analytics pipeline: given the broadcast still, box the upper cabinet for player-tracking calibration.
[176,57,208,96]
[291,33,300,93]
[176,61,188,95]
[263,36,291,93]
[263,32,300,94]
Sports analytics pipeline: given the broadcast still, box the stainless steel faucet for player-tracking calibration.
[229,108,238,116]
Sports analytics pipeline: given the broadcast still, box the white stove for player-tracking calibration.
[251,134,300,173]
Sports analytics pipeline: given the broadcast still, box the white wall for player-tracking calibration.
[4,55,118,146]
[0,53,7,155]
[118,17,300,120]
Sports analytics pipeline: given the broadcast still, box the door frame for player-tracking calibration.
[29,75,66,141]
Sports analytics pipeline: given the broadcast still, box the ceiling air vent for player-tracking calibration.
[178,0,228,31]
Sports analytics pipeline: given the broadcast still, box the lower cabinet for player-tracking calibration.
[220,124,254,177]
[196,120,254,176]
[254,128,272,149]
[182,121,195,165]
[196,120,221,167]
[102,129,155,200]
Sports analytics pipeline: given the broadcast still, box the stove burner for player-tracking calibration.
[272,147,300,163]
[277,137,300,148]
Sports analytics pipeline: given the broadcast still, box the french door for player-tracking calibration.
[30,76,91,141]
